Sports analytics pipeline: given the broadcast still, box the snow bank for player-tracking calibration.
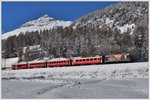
[1,57,19,68]
[116,23,135,34]
[2,62,148,80]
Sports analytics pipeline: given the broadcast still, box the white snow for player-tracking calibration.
[1,62,148,99]
[2,78,148,99]
[1,57,19,68]
[116,23,135,34]
[23,45,41,53]
[2,15,72,39]
[2,62,148,79]
[105,18,114,27]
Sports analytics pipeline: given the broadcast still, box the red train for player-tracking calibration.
[12,53,130,70]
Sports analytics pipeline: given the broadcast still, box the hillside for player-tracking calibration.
[2,2,148,62]
[73,2,148,34]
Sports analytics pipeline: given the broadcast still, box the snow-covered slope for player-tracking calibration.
[2,15,72,39]
[73,2,148,35]
[2,62,148,80]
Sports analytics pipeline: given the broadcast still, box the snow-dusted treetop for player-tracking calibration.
[2,14,73,39]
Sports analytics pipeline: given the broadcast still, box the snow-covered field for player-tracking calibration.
[2,62,149,79]
[2,78,148,99]
[1,62,149,99]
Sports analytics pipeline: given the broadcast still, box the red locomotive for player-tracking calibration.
[11,53,130,70]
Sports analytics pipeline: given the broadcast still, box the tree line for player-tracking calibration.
[2,22,148,62]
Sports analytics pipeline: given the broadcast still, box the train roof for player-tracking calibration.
[48,58,69,62]
[72,56,102,60]
[105,53,130,56]
[28,60,46,63]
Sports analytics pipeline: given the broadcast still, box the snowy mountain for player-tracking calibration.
[73,2,148,35]
[2,15,72,39]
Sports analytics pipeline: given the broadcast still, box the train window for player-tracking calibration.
[87,59,89,61]
[94,58,97,60]
[79,59,82,62]
[76,60,78,62]
[90,59,93,61]
[83,59,85,61]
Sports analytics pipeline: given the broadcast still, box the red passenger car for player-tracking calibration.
[47,58,70,67]
[12,62,28,69]
[28,60,46,68]
[72,56,102,66]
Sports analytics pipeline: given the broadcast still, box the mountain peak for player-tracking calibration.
[37,14,55,22]
[21,14,56,27]
[2,14,72,39]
